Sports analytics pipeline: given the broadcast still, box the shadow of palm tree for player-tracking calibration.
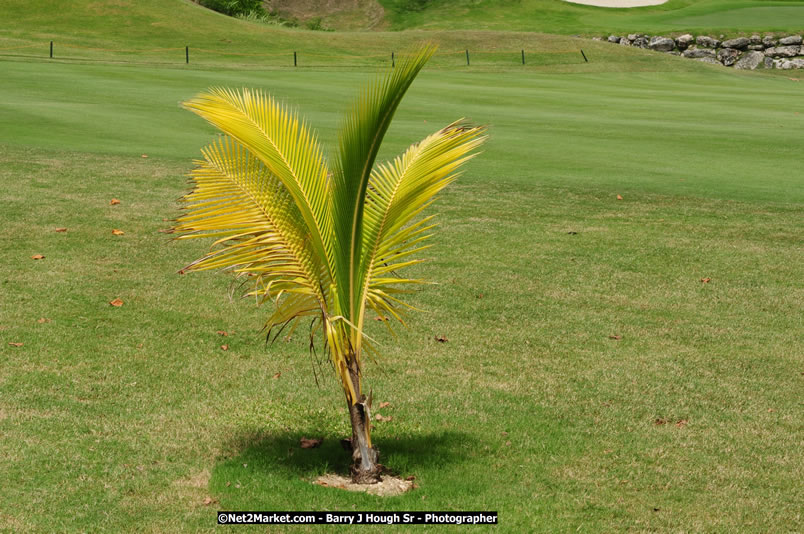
[216,428,474,480]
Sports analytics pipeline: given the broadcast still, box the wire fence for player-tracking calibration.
[0,40,591,69]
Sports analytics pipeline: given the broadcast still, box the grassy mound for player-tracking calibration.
[379,0,804,34]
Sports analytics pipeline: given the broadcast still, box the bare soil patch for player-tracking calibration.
[314,473,415,497]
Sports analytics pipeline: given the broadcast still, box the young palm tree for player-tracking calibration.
[173,45,486,483]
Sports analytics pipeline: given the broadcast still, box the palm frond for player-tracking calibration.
[357,121,487,331]
[183,88,334,290]
[331,45,437,327]
[173,136,326,326]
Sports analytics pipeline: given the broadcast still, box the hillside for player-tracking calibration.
[217,0,804,34]
[377,0,804,34]
[0,0,710,73]
[3,0,803,52]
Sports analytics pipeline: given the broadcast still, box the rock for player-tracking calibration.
[722,37,750,50]
[763,56,774,69]
[619,38,631,47]
[696,57,721,65]
[649,36,676,52]
[608,35,621,43]
[762,35,777,47]
[633,37,649,49]
[765,46,801,58]
[627,33,640,41]
[675,34,694,50]
[592,36,602,41]
[748,45,766,51]
[666,50,681,56]
[696,35,720,48]
[778,58,804,69]
[750,34,761,45]
[734,51,766,70]
[682,47,717,59]
[717,48,741,66]
[779,35,803,46]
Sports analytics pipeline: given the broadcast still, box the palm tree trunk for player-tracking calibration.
[347,360,381,484]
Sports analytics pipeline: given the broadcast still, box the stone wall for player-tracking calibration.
[597,33,804,70]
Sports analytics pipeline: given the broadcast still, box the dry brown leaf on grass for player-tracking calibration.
[616,194,623,200]
[675,419,688,428]
[8,342,24,347]
[654,418,667,425]
[141,154,149,158]
[110,198,121,205]
[54,227,67,233]
[37,318,50,324]
[378,401,390,409]
[375,414,393,422]
[109,298,124,307]
[216,330,228,336]
[374,316,389,322]
[220,344,229,351]
[31,254,45,260]
[700,277,712,283]
[434,334,448,343]
[202,496,217,506]
[272,372,281,379]
[609,334,622,340]
[300,437,322,449]
[112,229,125,236]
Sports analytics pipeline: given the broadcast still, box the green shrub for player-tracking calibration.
[305,17,328,31]
[198,0,265,17]
[389,0,432,13]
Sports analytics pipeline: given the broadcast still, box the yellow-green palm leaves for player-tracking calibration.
[174,46,486,405]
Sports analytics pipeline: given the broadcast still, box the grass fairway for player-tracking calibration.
[1,56,802,532]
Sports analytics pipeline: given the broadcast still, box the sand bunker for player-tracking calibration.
[565,0,667,7]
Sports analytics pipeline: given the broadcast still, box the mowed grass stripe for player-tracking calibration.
[1,62,801,203]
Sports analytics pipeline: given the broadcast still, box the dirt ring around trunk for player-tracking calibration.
[314,474,415,497]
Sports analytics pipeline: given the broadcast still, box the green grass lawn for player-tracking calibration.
[1,54,802,532]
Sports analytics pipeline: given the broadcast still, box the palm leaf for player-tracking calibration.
[331,45,437,328]
[356,122,487,334]
[173,136,325,326]
[183,88,334,291]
